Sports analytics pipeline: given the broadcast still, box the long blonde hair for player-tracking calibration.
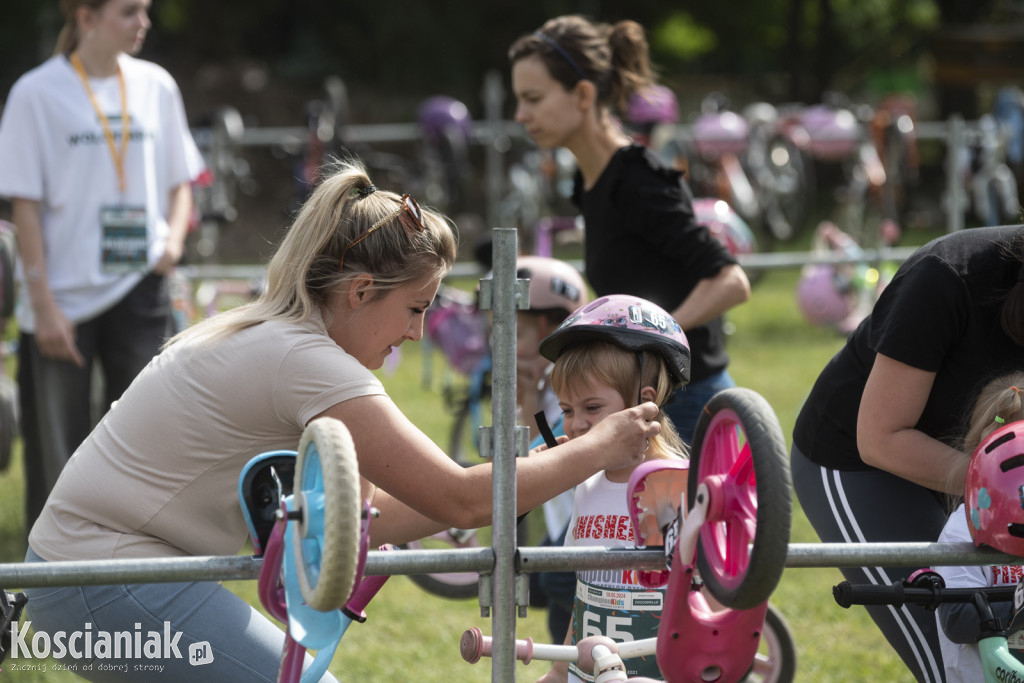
[550,341,687,459]
[963,372,1024,454]
[168,160,458,347]
[54,0,110,56]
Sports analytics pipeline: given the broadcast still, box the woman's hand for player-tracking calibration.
[584,401,661,471]
[152,240,183,276]
[33,304,84,367]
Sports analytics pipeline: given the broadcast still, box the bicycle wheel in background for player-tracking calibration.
[446,369,492,466]
[743,602,797,683]
[688,387,792,610]
[294,416,362,612]
[757,132,814,245]
[401,516,531,600]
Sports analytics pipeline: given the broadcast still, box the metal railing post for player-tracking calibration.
[488,228,520,682]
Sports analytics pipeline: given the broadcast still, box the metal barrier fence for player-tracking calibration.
[0,229,1009,681]
[177,244,922,286]
[0,543,1018,590]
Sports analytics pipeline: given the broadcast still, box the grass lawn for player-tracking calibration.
[0,245,934,681]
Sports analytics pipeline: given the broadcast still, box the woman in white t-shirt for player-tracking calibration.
[22,161,662,682]
[0,0,205,531]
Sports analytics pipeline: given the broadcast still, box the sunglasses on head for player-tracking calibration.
[339,194,425,271]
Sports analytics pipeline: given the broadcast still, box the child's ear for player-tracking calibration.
[639,385,657,404]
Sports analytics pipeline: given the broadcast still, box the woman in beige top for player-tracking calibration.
[23,159,661,682]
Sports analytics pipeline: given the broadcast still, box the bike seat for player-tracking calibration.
[238,451,296,556]
[627,459,689,588]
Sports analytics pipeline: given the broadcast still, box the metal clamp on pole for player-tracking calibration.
[478,275,531,313]
[515,567,531,619]
[478,571,494,618]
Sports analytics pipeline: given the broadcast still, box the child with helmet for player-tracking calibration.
[515,255,591,642]
[534,294,690,683]
[934,372,1024,682]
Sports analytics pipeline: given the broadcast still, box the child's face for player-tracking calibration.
[515,311,545,362]
[559,378,627,441]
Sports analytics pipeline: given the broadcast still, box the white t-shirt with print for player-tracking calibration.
[0,53,204,330]
[564,471,665,682]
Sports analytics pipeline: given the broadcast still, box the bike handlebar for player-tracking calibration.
[460,627,656,665]
[834,580,1015,609]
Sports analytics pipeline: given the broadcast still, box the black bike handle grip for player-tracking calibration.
[834,580,906,608]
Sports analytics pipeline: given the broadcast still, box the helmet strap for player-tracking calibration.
[635,351,645,407]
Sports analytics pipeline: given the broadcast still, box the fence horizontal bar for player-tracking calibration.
[516,547,666,573]
[180,244,920,286]
[786,542,1021,568]
[1,542,1015,588]
[0,555,264,588]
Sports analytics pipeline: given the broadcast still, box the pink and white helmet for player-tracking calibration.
[517,255,588,316]
[796,264,852,328]
[539,295,690,386]
[966,421,1024,556]
[693,198,757,257]
[626,85,679,126]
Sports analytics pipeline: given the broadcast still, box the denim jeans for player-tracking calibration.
[662,369,736,447]
[22,548,337,682]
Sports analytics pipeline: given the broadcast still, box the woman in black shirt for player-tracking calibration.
[793,225,1024,682]
[508,15,750,443]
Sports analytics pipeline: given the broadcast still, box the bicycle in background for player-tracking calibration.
[677,92,814,247]
[944,92,1021,228]
[775,92,915,249]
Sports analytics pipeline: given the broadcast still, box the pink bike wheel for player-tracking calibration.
[688,388,792,610]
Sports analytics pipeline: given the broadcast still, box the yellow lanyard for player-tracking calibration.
[70,52,130,193]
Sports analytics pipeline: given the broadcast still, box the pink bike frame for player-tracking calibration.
[460,459,771,682]
[258,500,389,683]
[643,474,768,682]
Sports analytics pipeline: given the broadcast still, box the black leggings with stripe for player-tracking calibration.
[791,444,950,683]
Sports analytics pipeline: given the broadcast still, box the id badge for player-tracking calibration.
[100,205,148,273]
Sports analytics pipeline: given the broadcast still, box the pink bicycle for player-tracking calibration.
[461,387,793,682]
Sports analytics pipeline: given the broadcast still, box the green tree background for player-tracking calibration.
[0,0,1018,123]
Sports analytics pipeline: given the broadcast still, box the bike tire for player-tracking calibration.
[743,602,797,683]
[401,516,531,600]
[294,416,362,612]
[688,387,792,610]
[0,376,16,472]
[448,396,476,466]
[760,134,814,244]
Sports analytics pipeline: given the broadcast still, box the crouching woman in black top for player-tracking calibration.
[792,225,1024,683]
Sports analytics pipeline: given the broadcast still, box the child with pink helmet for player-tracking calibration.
[935,372,1024,682]
[535,294,690,683]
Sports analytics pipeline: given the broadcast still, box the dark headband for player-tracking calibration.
[533,32,587,83]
